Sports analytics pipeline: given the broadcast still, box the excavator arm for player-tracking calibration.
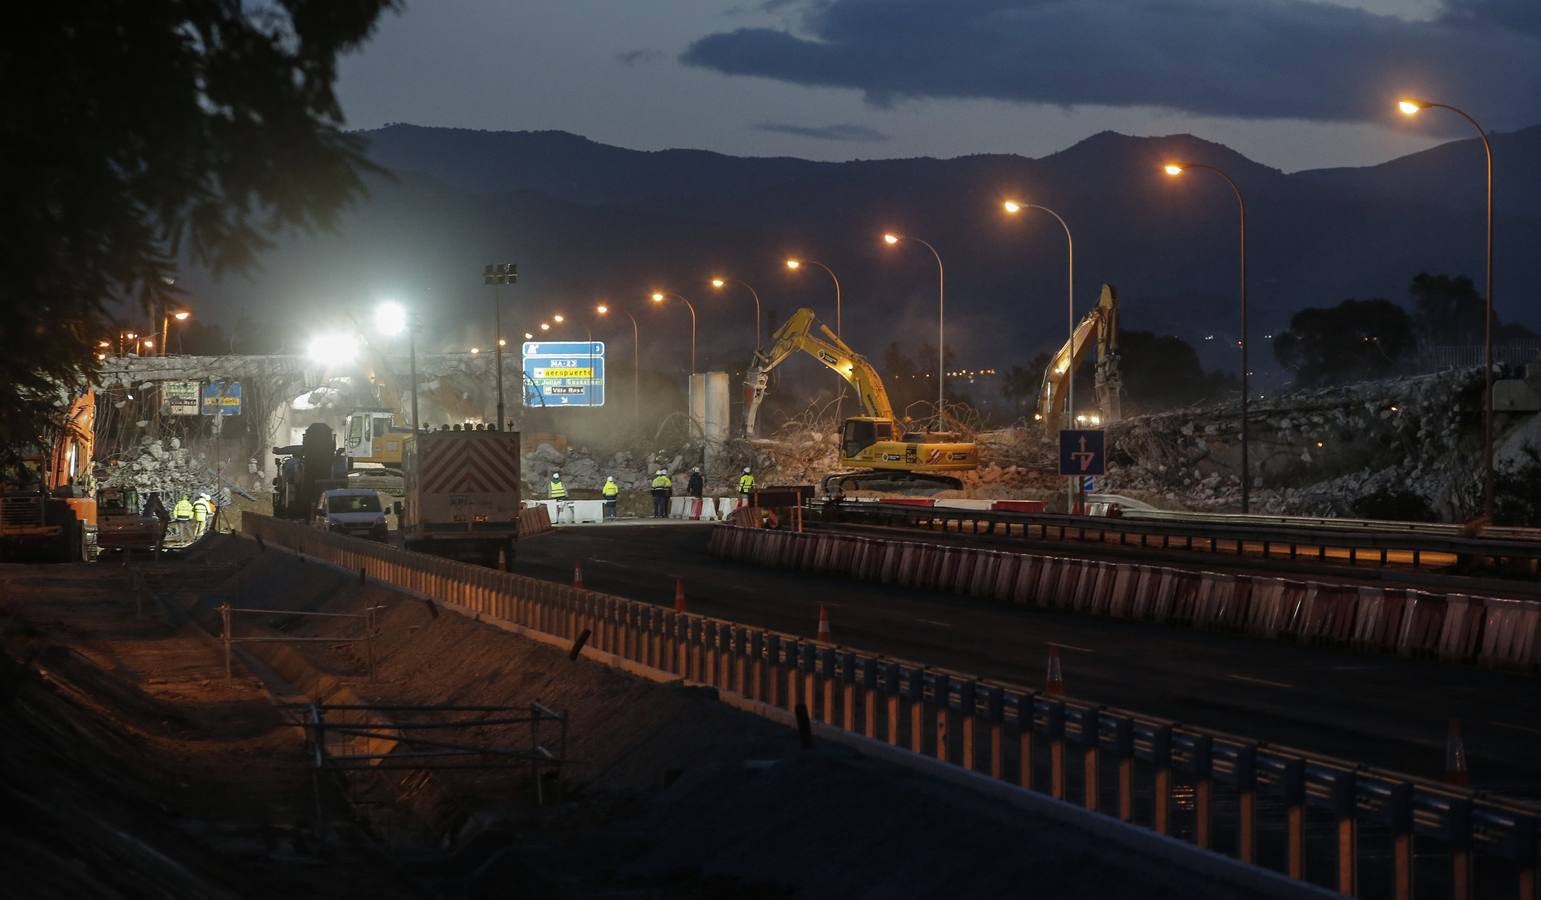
[1037,283,1122,428]
[744,308,896,437]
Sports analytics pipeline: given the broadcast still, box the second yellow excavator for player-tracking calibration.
[1037,283,1122,429]
[744,308,978,493]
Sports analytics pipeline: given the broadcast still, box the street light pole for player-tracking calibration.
[1164,163,1249,514]
[785,259,842,337]
[710,278,763,350]
[651,291,697,373]
[483,263,517,429]
[597,304,641,432]
[1003,200,1076,510]
[883,234,946,422]
[1399,99,1495,520]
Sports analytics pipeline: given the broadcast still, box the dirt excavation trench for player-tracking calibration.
[1,537,1309,899]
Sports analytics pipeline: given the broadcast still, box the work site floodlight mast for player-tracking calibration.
[483,263,518,429]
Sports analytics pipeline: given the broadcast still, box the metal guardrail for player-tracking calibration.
[241,513,1540,898]
[828,501,1541,576]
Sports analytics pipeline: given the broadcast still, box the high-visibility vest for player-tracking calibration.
[173,498,193,520]
[650,474,671,490]
[193,499,210,522]
[602,481,619,498]
[548,480,567,499]
[737,474,755,494]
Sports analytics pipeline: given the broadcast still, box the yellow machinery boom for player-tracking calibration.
[1037,283,1122,428]
[744,308,977,489]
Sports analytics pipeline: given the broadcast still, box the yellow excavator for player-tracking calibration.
[1037,283,1122,429]
[744,308,978,493]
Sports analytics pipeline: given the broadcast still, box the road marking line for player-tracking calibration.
[1490,720,1541,736]
[1224,674,1294,690]
[1046,641,1096,654]
[912,618,953,628]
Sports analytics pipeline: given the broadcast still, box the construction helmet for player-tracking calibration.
[743,467,751,474]
[606,475,615,482]
[552,472,561,479]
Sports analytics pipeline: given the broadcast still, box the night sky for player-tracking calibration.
[337,0,1540,171]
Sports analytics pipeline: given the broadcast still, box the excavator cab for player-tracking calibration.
[841,418,885,459]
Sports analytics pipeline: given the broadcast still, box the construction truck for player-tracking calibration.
[744,308,978,494]
[271,423,346,520]
[397,426,521,566]
[0,388,97,563]
[1037,283,1122,430]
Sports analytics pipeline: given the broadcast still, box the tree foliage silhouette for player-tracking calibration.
[1,1,397,450]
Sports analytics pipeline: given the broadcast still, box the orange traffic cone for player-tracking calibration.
[816,605,832,643]
[1444,718,1470,786]
[573,560,585,587]
[497,545,508,572]
[674,578,687,613]
[1045,645,1064,696]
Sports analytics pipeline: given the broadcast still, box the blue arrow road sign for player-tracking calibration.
[522,341,606,408]
[1059,429,1105,476]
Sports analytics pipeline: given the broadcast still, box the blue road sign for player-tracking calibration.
[1059,429,1105,476]
[522,341,605,408]
[200,381,242,416]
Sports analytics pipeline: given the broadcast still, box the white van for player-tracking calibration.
[314,488,388,542]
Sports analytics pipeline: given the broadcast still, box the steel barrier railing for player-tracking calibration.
[825,501,1541,576]
[241,513,1540,898]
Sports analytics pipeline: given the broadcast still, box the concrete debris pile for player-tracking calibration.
[98,435,234,507]
[1104,368,1491,518]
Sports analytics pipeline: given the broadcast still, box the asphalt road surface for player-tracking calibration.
[510,522,1541,793]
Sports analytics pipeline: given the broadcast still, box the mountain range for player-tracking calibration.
[185,123,1541,383]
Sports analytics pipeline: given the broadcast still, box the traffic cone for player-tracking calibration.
[573,560,584,588]
[674,578,687,613]
[817,605,832,644]
[1444,718,1470,786]
[1045,645,1064,696]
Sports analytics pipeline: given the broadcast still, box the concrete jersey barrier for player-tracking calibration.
[705,524,1541,671]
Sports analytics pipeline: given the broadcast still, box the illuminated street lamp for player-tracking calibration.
[539,322,551,332]
[597,303,641,430]
[159,309,191,356]
[1003,199,1077,511]
[1398,97,1497,519]
[650,291,698,373]
[374,300,419,430]
[1164,161,1251,513]
[881,233,946,418]
[709,277,762,350]
[784,258,842,337]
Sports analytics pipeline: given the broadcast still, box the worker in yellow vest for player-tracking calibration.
[192,493,212,536]
[602,475,619,519]
[650,469,672,518]
[548,472,567,500]
[173,495,194,542]
[737,467,755,495]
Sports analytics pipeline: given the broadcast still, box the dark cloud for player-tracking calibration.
[616,49,662,66]
[682,0,1541,127]
[1441,0,1541,36]
[753,121,891,141]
